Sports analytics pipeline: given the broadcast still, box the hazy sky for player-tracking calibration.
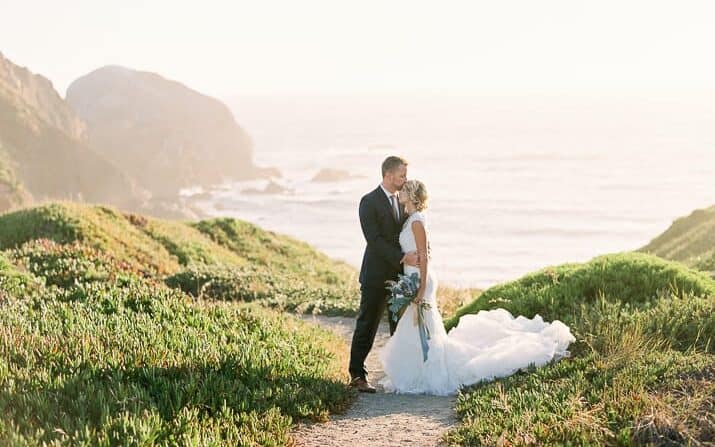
[1,0,714,97]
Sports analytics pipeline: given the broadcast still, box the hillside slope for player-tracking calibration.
[443,252,714,445]
[640,204,715,277]
[0,202,359,314]
[0,202,359,445]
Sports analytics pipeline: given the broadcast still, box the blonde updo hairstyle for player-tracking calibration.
[401,180,429,212]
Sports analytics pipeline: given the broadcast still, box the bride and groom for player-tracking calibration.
[348,156,575,395]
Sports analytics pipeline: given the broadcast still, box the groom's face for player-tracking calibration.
[387,164,407,191]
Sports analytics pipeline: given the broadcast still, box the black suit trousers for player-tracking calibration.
[348,285,398,380]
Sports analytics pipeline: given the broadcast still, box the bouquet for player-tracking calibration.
[385,272,432,362]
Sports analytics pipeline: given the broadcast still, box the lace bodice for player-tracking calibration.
[399,211,427,253]
[400,212,428,280]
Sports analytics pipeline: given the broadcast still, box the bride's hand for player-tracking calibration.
[414,292,425,305]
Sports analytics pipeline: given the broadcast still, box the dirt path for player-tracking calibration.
[292,315,457,447]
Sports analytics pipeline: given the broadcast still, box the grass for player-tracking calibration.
[640,204,715,277]
[7,201,713,445]
[192,217,358,289]
[135,217,246,268]
[165,264,359,316]
[0,203,360,315]
[444,252,715,331]
[0,202,360,445]
[0,203,353,446]
[437,284,480,320]
[0,284,352,446]
[0,251,39,300]
[0,203,179,276]
[444,252,715,446]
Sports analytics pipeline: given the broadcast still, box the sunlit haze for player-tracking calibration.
[2,0,715,96]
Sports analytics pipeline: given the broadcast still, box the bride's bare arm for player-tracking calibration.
[412,220,428,303]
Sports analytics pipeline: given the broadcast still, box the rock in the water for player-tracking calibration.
[311,168,359,183]
[243,180,290,195]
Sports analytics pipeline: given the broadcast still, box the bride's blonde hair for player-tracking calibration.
[401,180,429,211]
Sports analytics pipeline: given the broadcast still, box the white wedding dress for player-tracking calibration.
[379,212,575,396]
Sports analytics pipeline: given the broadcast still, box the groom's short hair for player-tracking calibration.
[382,156,408,177]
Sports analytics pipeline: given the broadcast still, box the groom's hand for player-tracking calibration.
[401,251,420,267]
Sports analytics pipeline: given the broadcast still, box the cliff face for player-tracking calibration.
[0,51,86,141]
[0,53,147,212]
[0,145,32,211]
[640,204,715,277]
[66,66,270,197]
[0,52,277,218]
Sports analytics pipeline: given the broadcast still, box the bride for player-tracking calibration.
[379,180,575,396]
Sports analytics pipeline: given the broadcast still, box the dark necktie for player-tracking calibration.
[389,194,400,222]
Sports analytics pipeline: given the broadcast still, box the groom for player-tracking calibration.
[348,156,419,393]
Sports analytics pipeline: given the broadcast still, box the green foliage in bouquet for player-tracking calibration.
[386,272,432,361]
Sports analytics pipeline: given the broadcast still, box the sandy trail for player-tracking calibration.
[292,315,457,447]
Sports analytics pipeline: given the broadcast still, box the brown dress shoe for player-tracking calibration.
[348,376,377,393]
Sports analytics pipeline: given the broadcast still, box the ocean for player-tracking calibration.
[187,90,715,289]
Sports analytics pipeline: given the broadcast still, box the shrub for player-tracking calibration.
[443,252,715,445]
[445,252,715,331]
[165,265,360,316]
[8,239,138,288]
[0,289,353,445]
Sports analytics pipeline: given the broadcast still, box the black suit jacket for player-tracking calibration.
[358,186,408,288]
